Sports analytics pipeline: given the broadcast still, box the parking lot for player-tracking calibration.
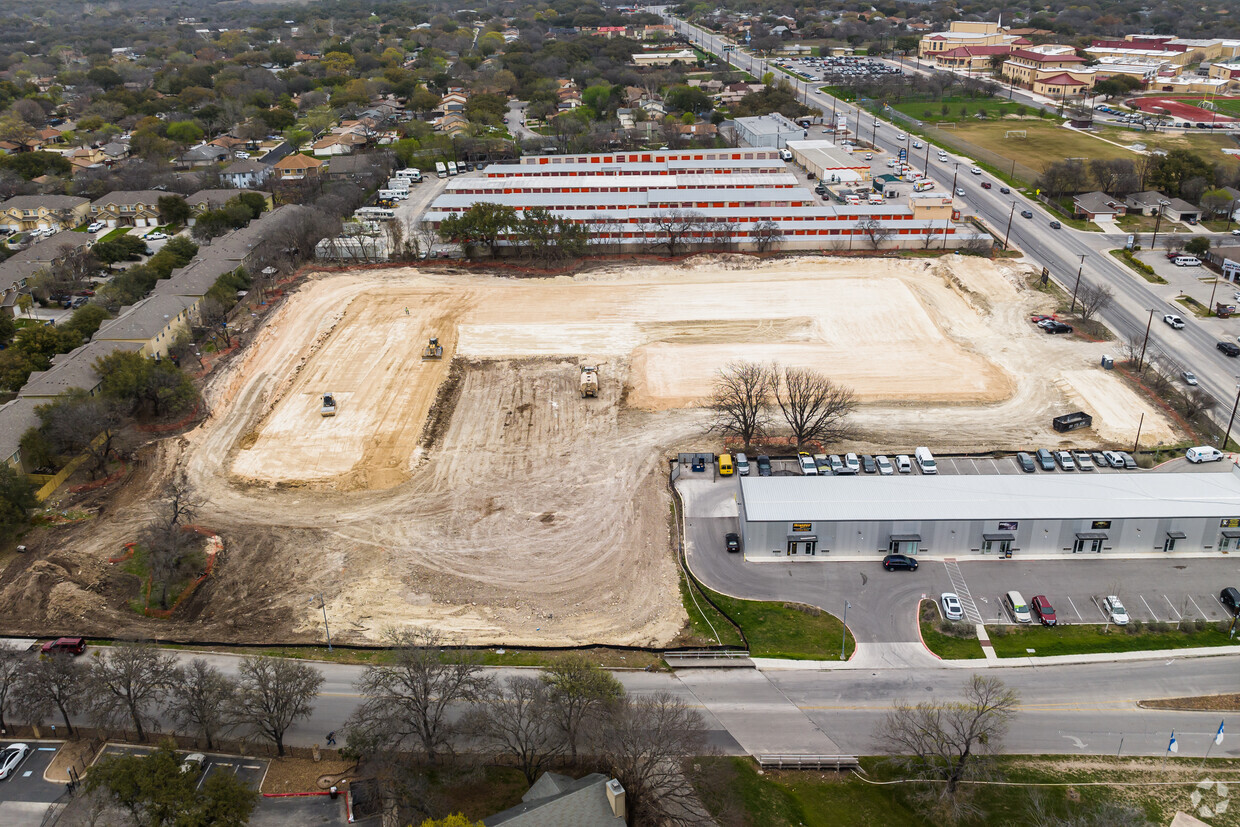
[723,450,1209,479]
[0,741,66,827]
[774,55,903,84]
[100,745,267,791]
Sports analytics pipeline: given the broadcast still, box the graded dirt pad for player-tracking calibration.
[0,255,1186,647]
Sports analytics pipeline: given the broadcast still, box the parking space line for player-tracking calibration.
[1139,595,1159,622]
[943,560,984,624]
[1163,595,1182,620]
[1065,595,1083,620]
[1187,594,1207,618]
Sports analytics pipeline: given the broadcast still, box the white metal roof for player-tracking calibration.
[739,469,1240,523]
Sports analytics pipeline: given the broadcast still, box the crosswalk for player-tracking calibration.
[943,559,985,624]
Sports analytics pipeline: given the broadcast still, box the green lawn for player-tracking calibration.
[1109,249,1167,284]
[890,95,1032,123]
[679,572,746,648]
[697,582,856,660]
[987,622,1240,658]
[688,755,1216,826]
[99,227,130,242]
[919,623,984,659]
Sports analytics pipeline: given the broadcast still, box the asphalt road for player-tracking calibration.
[660,10,1240,438]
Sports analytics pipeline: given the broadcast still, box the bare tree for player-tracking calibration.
[1181,387,1218,422]
[465,676,562,784]
[235,656,324,757]
[706,362,773,448]
[166,658,240,750]
[15,653,89,735]
[1164,234,1186,255]
[859,217,894,250]
[772,365,857,447]
[195,298,233,349]
[876,675,1019,804]
[592,691,709,826]
[540,653,624,763]
[752,220,783,253]
[1075,282,1114,322]
[647,211,704,258]
[348,627,488,763]
[87,641,178,741]
[143,482,203,610]
[0,644,25,732]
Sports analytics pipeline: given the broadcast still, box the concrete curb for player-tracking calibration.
[751,643,1240,671]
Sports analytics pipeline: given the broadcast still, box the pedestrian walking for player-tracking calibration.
[326,731,336,745]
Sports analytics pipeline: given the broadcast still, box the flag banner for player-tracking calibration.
[1216,721,1225,747]
[1169,732,1179,753]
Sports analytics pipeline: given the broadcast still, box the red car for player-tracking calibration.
[1030,595,1056,626]
[41,637,86,656]
[981,182,992,189]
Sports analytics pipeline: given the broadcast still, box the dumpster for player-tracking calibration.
[1052,411,1093,432]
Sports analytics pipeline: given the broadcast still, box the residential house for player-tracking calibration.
[1071,191,1128,220]
[0,195,90,233]
[271,153,324,182]
[1125,191,1199,221]
[440,91,469,115]
[176,143,232,169]
[185,189,273,217]
[311,133,367,156]
[483,774,626,827]
[324,153,395,181]
[20,340,144,400]
[678,121,718,138]
[640,99,668,118]
[89,191,168,229]
[1161,197,1201,222]
[1125,191,1171,215]
[0,397,43,471]
[92,293,200,358]
[435,113,471,135]
[221,159,272,189]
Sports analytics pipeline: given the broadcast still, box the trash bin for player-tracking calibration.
[1004,550,1013,559]
[330,786,338,800]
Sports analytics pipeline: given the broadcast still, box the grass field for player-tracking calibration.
[987,622,1240,658]
[948,121,1134,172]
[918,601,984,659]
[688,755,1232,826]
[700,583,856,660]
[98,227,131,242]
[890,95,1034,123]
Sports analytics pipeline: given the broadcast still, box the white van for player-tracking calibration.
[914,447,937,475]
[1174,256,1201,267]
[1186,445,1224,463]
[735,452,750,476]
[779,148,793,161]
[1003,590,1032,623]
[895,455,912,473]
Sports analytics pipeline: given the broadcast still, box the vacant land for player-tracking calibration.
[0,255,1183,647]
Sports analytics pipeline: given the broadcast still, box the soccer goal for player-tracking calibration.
[1005,129,1027,139]
[936,122,957,129]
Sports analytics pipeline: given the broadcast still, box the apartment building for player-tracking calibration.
[89,191,167,229]
[0,196,90,233]
[1001,46,1094,90]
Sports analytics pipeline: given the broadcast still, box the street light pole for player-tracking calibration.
[1151,201,1168,251]
[310,593,333,651]
[1002,201,1016,250]
[1223,382,1240,451]
[950,162,960,195]
[840,601,851,660]
[1136,308,1155,373]
[1070,253,1086,312]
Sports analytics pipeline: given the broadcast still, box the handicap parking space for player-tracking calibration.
[949,557,1240,626]
[0,741,63,801]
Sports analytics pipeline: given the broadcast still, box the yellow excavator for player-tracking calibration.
[422,337,443,360]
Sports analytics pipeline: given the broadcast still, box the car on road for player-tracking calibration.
[756,455,772,476]
[896,133,907,141]
[41,637,86,656]
[941,593,963,620]
[1043,321,1073,334]
[1034,448,1056,471]
[981,182,992,189]
[1219,341,1240,357]
[1049,220,1061,229]
[0,743,30,781]
[861,454,877,474]
[1074,451,1095,471]
[843,453,861,474]
[1103,595,1129,624]
[875,455,893,475]
[955,187,965,196]
[1054,450,1076,471]
[1221,586,1240,615]
[1031,595,1057,626]
[144,231,167,240]
[1021,210,1033,219]
[725,532,741,553]
[798,452,818,475]
[1186,445,1224,463]
[999,186,1010,194]
[882,553,918,571]
[1182,371,1198,386]
[1015,452,1035,472]
[1163,314,1185,329]
[970,166,982,175]
[912,140,923,148]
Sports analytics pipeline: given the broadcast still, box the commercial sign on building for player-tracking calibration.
[792,522,813,532]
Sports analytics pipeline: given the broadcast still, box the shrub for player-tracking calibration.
[1126,619,1144,635]
[1178,619,1195,633]
[990,625,1009,637]
[1194,617,1208,632]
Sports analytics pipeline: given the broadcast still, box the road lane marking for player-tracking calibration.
[1163,595,1182,620]
[1066,595,1083,620]
[1187,594,1207,618]
[1140,595,1159,622]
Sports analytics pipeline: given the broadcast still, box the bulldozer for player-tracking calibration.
[421,337,443,360]
[580,365,599,399]
[320,392,337,417]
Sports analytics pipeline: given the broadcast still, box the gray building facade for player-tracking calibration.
[732,113,805,148]
[737,468,1240,559]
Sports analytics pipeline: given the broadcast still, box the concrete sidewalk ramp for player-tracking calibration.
[675,667,844,756]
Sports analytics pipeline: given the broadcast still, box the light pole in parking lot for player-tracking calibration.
[840,601,850,660]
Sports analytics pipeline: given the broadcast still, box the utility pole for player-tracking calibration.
[1132,412,1144,454]
[1224,382,1240,451]
[1150,201,1168,250]
[1136,308,1155,373]
[1002,201,1016,250]
[1209,274,1222,316]
[950,162,960,195]
[1070,254,1086,311]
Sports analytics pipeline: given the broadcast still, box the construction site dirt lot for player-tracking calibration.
[0,255,1182,647]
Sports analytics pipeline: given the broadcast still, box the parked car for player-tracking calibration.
[1034,448,1056,471]
[1103,595,1129,624]
[756,455,772,477]
[1103,450,1126,468]
[86,221,104,233]
[798,452,818,475]
[895,454,912,473]
[1221,586,1240,615]
[941,593,963,621]
[1219,341,1240,357]
[1015,452,1035,472]
[875,455,894,475]
[1073,451,1095,471]
[1186,446,1224,463]
[843,453,861,474]
[1004,590,1032,623]
[40,637,86,656]
[0,743,30,781]
[1119,451,1137,469]
[828,455,844,474]
[1163,314,1185,329]
[1091,451,1110,469]
[725,532,741,553]
[814,454,831,474]
[861,454,877,474]
[1031,595,1057,626]
[180,753,206,775]
[882,553,918,571]
[144,231,167,240]
[1053,450,1076,471]
[1043,321,1073,334]
[1182,371,1198,386]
